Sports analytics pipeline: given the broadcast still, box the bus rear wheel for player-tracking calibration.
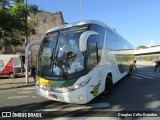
[103,75,113,95]
[9,73,15,79]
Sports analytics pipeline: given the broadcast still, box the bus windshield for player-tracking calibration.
[38,25,88,78]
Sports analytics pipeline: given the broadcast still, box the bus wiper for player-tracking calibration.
[54,47,59,64]
[55,47,68,79]
[50,46,59,70]
[50,46,66,77]
[50,49,54,67]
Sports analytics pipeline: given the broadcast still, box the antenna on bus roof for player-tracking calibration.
[80,0,83,21]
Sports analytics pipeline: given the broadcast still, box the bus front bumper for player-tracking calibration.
[35,83,88,104]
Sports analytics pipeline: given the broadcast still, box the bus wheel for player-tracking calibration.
[103,76,113,95]
[9,73,15,79]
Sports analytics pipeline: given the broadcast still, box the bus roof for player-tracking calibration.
[46,20,132,47]
[46,20,107,33]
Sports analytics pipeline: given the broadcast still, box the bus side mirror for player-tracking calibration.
[79,31,98,52]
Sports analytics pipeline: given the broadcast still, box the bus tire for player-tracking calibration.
[103,75,113,95]
[9,73,15,79]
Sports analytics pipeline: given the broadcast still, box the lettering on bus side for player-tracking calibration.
[90,81,101,96]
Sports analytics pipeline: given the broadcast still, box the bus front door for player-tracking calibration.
[88,67,102,101]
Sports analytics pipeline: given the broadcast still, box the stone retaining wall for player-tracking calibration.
[136,61,155,66]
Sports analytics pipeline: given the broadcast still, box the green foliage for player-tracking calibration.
[135,55,159,61]
[135,45,148,50]
[0,0,38,52]
[144,56,154,61]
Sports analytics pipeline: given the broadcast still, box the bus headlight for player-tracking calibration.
[68,76,92,91]
[74,84,79,89]
[50,76,92,93]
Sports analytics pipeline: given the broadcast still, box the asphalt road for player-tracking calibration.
[0,65,160,119]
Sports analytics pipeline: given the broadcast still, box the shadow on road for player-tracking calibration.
[0,75,25,80]
[91,65,160,111]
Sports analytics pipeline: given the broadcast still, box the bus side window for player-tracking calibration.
[89,24,105,62]
[87,42,98,66]
[0,60,4,72]
[0,60,4,67]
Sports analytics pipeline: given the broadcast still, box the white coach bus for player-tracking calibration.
[36,20,134,104]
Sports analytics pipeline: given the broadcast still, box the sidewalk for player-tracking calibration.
[0,75,35,90]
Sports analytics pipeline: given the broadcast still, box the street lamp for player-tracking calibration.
[25,0,29,84]
[25,0,28,46]
[80,0,83,21]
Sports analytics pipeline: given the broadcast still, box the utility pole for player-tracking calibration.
[25,0,29,84]
[25,0,28,46]
[80,0,83,21]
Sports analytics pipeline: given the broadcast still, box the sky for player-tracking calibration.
[28,0,160,48]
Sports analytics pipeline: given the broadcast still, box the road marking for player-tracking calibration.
[144,72,160,75]
[18,91,35,94]
[23,87,35,90]
[146,101,160,109]
[130,76,142,79]
[7,96,29,99]
[131,73,153,79]
[138,73,160,77]
[32,96,38,98]
[42,106,86,111]
[86,102,110,108]
[36,102,110,112]
[140,71,160,74]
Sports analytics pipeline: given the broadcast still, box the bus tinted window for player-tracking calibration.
[87,42,98,66]
[89,24,105,61]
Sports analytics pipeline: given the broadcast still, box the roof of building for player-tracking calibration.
[134,45,160,55]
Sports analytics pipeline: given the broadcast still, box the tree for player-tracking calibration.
[135,45,148,50]
[0,0,38,53]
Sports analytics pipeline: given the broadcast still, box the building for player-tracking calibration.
[134,45,160,61]
[29,11,65,42]
[15,11,65,65]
